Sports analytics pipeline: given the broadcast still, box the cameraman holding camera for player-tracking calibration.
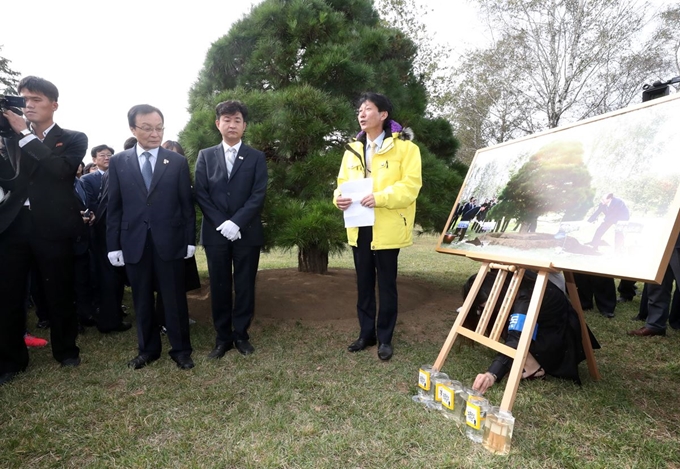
[0,76,88,385]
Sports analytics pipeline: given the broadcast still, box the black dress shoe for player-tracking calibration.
[347,337,377,352]
[60,357,81,367]
[128,354,159,370]
[99,322,132,333]
[36,320,51,329]
[599,310,615,319]
[207,343,233,359]
[0,371,18,386]
[235,340,255,356]
[172,355,195,370]
[377,343,393,361]
[628,326,666,337]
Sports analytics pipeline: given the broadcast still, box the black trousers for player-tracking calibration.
[618,279,637,300]
[92,221,125,332]
[28,267,49,324]
[73,250,95,323]
[573,273,616,314]
[644,248,680,332]
[0,207,79,373]
[352,226,400,345]
[205,243,260,345]
[125,232,191,359]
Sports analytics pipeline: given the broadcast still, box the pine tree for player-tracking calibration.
[182,0,463,273]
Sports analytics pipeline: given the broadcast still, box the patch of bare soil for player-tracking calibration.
[187,268,462,339]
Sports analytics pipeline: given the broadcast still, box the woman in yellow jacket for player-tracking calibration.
[334,92,422,361]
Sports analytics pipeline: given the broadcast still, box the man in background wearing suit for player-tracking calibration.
[0,76,87,385]
[84,143,131,334]
[81,144,113,214]
[107,105,195,370]
[195,100,267,358]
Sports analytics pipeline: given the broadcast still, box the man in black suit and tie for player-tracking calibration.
[195,100,267,358]
[107,104,196,370]
[0,76,87,385]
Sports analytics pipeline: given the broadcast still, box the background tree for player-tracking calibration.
[375,0,454,116]
[0,45,20,94]
[445,0,671,164]
[488,140,594,231]
[650,4,680,79]
[182,0,463,274]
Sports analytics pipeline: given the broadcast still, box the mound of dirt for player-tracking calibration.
[187,268,461,326]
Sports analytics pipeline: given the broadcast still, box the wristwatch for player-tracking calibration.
[20,128,32,137]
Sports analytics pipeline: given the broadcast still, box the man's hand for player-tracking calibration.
[81,210,95,225]
[107,250,125,267]
[185,245,196,259]
[472,372,496,395]
[1,109,29,135]
[336,195,352,211]
[216,220,240,241]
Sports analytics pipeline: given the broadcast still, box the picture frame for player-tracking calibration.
[437,93,680,283]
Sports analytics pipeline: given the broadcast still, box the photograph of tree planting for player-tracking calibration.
[437,94,680,283]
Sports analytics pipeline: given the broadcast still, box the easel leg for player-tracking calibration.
[433,263,490,371]
[500,271,549,412]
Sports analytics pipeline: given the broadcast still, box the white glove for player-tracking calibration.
[216,220,240,240]
[185,245,196,259]
[108,250,125,267]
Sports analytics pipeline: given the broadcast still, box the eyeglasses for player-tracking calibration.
[135,126,165,134]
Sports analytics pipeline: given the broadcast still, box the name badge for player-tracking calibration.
[508,313,538,340]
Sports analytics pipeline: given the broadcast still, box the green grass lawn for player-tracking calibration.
[1,234,679,468]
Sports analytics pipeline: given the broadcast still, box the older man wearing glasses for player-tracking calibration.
[106,104,196,370]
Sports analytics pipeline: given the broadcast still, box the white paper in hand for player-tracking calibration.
[340,178,375,228]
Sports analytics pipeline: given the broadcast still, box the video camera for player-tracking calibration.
[642,76,680,102]
[0,94,26,138]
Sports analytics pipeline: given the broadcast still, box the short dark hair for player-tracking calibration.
[123,137,137,150]
[162,140,185,156]
[215,100,248,121]
[127,104,164,128]
[83,162,96,173]
[358,92,392,113]
[90,144,114,158]
[17,76,59,102]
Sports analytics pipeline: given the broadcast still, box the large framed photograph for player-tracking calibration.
[437,93,680,283]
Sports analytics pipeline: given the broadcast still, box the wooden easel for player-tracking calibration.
[432,260,600,412]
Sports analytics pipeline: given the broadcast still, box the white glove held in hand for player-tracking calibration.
[108,250,125,267]
[185,245,196,259]
[216,220,240,241]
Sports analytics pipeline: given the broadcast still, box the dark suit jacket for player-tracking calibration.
[587,196,630,223]
[80,170,103,212]
[73,177,90,256]
[106,146,195,264]
[94,170,109,224]
[194,143,267,246]
[0,125,88,239]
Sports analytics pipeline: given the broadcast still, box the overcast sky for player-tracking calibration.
[1,0,670,160]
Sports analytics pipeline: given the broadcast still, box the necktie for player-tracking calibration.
[141,152,153,190]
[227,148,236,177]
[366,142,376,176]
